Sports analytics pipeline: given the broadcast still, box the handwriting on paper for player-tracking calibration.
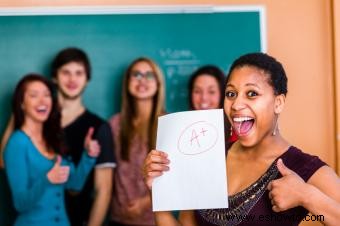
[153,109,228,211]
[177,121,218,155]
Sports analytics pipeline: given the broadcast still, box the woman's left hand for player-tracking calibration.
[267,158,309,212]
[84,127,101,157]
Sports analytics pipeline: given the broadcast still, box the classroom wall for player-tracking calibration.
[0,1,337,226]
[1,0,337,169]
[333,0,340,180]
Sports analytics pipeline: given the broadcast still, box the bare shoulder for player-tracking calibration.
[308,165,340,201]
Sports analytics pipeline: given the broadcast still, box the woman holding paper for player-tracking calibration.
[143,53,340,226]
[109,57,166,226]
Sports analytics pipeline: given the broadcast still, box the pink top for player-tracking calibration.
[109,114,155,226]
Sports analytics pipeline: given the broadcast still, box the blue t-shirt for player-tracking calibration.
[4,130,96,226]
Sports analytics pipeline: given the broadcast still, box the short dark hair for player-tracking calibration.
[227,52,288,96]
[188,65,226,109]
[51,47,91,80]
[12,74,62,153]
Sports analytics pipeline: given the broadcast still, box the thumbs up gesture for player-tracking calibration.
[47,155,70,184]
[267,158,308,212]
[84,127,100,158]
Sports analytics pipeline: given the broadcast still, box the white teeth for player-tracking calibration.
[37,106,47,111]
[233,117,253,122]
[200,103,209,108]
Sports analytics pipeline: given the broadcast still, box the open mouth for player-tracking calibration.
[232,116,255,136]
[36,106,48,114]
[200,103,210,109]
[136,85,148,92]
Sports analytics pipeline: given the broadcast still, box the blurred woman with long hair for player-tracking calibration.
[109,57,165,226]
[3,74,100,226]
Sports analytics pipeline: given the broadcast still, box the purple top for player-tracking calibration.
[195,146,326,226]
[109,114,155,226]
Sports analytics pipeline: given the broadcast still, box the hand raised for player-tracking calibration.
[84,127,101,158]
[47,155,70,184]
[142,149,170,190]
[267,158,308,212]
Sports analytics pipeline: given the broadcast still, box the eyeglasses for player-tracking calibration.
[130,71,156,81]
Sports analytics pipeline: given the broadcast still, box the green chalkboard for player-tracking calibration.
[0,7,264,225]
[0,8,264,133]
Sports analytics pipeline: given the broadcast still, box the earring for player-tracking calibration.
[230,126,233,136]
[272,119,279,136]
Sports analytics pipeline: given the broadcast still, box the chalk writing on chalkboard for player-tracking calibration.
[160,48,200,101]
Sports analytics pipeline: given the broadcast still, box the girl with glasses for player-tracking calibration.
[109,57,166,226]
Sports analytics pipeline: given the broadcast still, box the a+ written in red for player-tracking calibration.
[190,128,208,147]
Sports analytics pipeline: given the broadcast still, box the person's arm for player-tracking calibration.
[268,159,340,226]
[302,166,340,226]
[153,210,196,226]
[87,122,116,226]
[0,115,14,168]
[4,133,49,212]
[66,128,99,191]
[155,211,182,226]
[87,167,113,226]
[65,151,96,191]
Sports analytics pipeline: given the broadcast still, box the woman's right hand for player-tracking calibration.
[47,155,70,184]
[143,150,170,190]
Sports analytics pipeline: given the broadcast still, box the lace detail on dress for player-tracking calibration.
[198,161,279,226]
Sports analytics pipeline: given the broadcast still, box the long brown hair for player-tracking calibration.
[120,57,165,160]
[12,74,63,153]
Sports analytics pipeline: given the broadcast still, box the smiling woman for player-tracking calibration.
[108,57,166,226]
[224,60,286,141]
[143,53,340,226]
[3,74,100,226]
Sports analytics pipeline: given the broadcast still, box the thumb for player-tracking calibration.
[277,158,293,176]
[54,155,62,167]
[85,127,94,142]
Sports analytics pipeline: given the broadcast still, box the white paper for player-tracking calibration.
[152,109,228,211]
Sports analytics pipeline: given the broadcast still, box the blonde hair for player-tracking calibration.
[120,57,165,160]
